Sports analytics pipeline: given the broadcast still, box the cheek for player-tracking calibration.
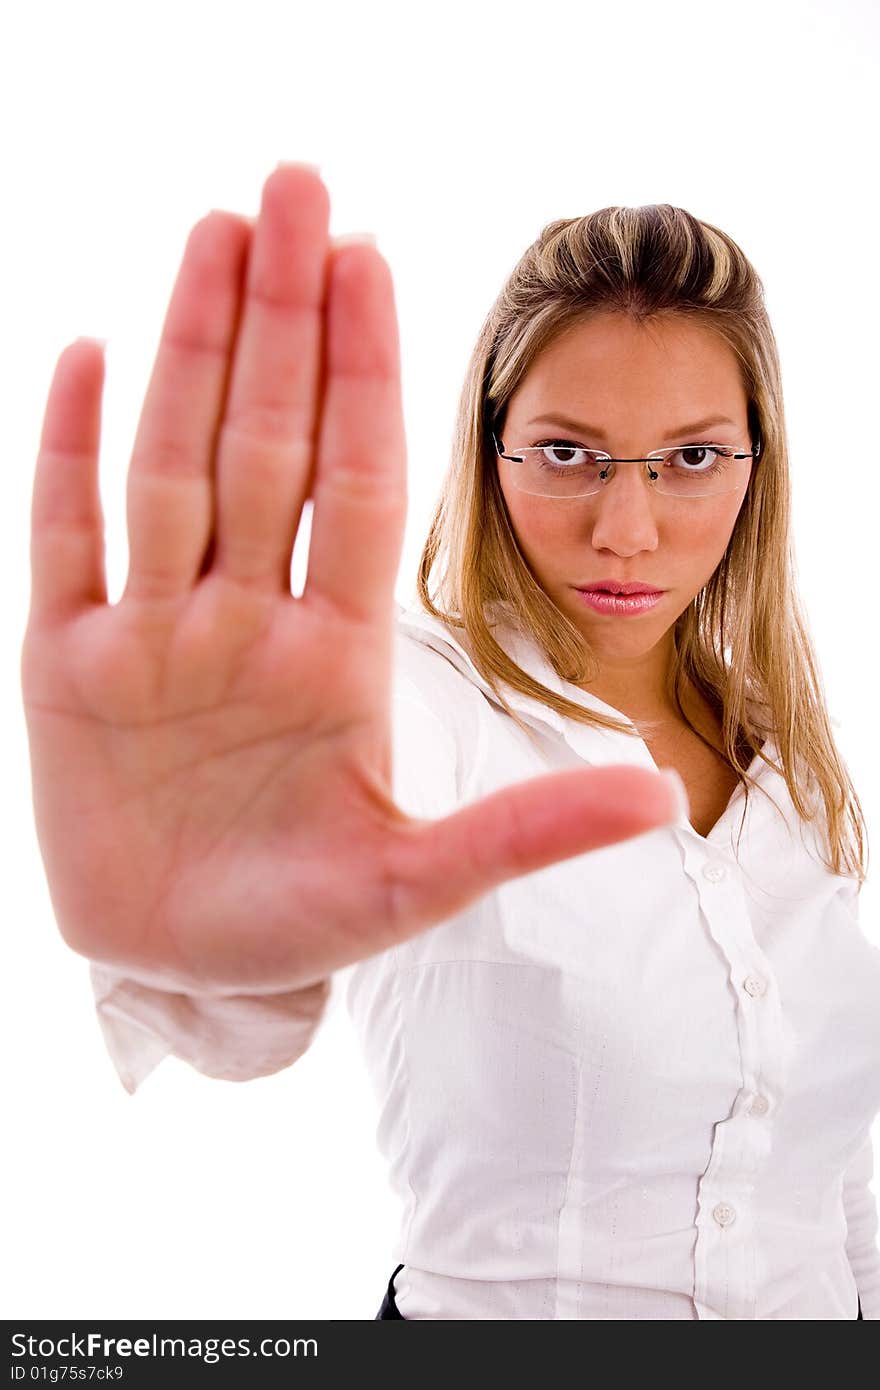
[689,496,747,557]
[503,485,580,558]
[681,511,726,554]
[674,498,746,588]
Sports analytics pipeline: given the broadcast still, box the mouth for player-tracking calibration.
[572,586,665,614]
[574,585,665,597]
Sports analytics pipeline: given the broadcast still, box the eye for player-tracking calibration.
[534,439,598,466]
[667,444,735,471]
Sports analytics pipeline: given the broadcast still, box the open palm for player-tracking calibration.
[20,164,682,999]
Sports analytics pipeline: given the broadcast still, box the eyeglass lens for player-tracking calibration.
[502,443,752,498]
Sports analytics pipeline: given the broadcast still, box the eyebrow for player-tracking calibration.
[525,412,740,441]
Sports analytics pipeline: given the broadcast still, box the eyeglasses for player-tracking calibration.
[491,430,760,499]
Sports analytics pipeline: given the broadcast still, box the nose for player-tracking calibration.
[588,460,662,556]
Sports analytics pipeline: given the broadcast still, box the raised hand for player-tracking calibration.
[21,164,683,998]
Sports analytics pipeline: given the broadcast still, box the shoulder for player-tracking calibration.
[392,614,492,732]
[389,612,504,817]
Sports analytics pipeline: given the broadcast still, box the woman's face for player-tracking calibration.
[495,311,754,711]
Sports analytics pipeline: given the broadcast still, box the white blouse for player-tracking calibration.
[88,599,880,1320]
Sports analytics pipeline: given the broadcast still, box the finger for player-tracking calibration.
[387,764,687,937]
[123,209,253,603]
[211,164,331,591]
[303,239,408,624]
[28,338,108,625]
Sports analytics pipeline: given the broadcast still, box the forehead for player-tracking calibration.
[505,312,747,431]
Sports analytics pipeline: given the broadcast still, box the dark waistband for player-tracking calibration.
[376,1266,863,1319]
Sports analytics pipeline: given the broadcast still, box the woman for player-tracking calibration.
[21,164,877,1319]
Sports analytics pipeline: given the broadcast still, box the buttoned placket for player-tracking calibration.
[395,601,791,1321]
[677,825,796,1320]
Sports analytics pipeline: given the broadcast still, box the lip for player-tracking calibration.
[577,581,665,595]
[573,587,665,616]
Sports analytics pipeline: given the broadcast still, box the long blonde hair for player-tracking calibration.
[416,204,868,885]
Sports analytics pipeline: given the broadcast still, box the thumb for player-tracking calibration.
[387,763,688,938]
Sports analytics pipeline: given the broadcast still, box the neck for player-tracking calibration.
[575,637,681,722]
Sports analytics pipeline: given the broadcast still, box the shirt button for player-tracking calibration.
[743,975,767,998]
[713,1202,737,1227]
[749,1094,770,1116]
[702,863,727,882]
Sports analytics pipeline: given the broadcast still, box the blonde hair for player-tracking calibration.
[417,204,868,885]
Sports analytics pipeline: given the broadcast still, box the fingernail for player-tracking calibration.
[274,160,321,174]
[333,232,378,248]
[660,768,690,822]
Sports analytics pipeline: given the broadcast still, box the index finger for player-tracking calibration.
[303,238,408,625]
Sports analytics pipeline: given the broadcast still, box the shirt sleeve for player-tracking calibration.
[843,1129,880,1319]
[88,963,332,1095]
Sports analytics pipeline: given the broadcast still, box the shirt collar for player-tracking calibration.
[395,597,639,741]
[395,597,777,769]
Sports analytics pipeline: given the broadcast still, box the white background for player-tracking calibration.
[3,0,878,1320]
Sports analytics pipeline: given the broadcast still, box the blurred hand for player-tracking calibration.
[20,163,683,997]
